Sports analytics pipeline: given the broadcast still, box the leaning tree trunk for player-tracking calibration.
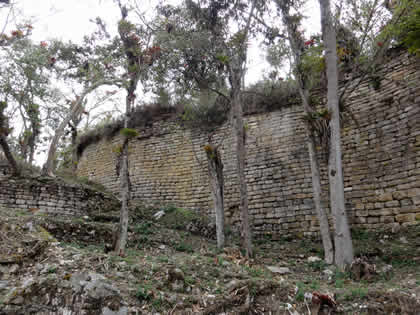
[306,132,334,264]
[0,103,20,176]
[205,143,225,249]
[319,0,354,269]
[42,80,114,177]
[0,134,20,176]
[278,1,334,264]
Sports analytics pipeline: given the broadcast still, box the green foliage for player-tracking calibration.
[351,228,374,241]
[299,42,325,88]
[120,128,139,138]
[399,5,420,54]
[76,103,177,158]
[158,205,207,232]
[242,79,299,114]
[304,108,331,121]
[244,266,265,278]
[134,222,154,235]
[369,75,382,90]
[343,287,369,301]
[181,91,230,132]
[308,259,328,271]
[216,55,229,64]
[135,283,153,301]
[47,266,57,274]
[174,241,194,253]
[334,270,351,288]
[295,282,306,301]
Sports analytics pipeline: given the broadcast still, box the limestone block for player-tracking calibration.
[377,193,393,202]
[395,213,415,223]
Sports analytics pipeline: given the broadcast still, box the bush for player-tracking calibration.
[76,103,179,158]
[181,92,230,132]
[242,79,299,114]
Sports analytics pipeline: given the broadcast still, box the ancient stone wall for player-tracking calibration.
[0,177,119,217]
[77,49,420,236]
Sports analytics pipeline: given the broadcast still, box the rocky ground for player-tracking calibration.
[0,204,419,315]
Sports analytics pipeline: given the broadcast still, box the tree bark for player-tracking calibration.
[307,134,334,264]
[226,0,257,259]
[276,0,334,264]
[113,1,140,256]
[0,134,20,176]
[205,143,225,249]
[0,103,20,176]
[231,78,252,258]
[114,137,130,255]
[319,0,354,269]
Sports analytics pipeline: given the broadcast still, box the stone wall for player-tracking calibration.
[77,49,420,236]
[0,176,119,217]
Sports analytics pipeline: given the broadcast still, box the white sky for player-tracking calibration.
[7,0,321,84]
[1,0,320,165]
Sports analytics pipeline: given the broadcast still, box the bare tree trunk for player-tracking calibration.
[307,134,334,264]
[41,80,116,177]
[319,0,354,269]
[276,0,334,264]
[205,142,225,249]
[114,137,130,256]
[113,1,140,256]
[0,102,20,176]
[231,83,253,258]
[0,134,20,176]
[70,124,78,174]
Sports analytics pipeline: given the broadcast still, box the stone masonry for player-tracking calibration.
[77,49,420,236]
[0,176,119,217]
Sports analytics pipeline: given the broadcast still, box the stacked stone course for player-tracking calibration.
[77,49,420,236]
[0,177,119,217]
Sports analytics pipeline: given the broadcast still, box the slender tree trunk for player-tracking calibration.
[0,103,20,176]
[226,0,257,259]
[0,134,20,176]
[205,143,225,249]
[277,1,334,264]
[113,1,144,256]
[70,126,78,174]
[41,80,116,177]
[319,0,354,269]
[114,137,130,255]
[231,80,253,258]
[306,133,334,264]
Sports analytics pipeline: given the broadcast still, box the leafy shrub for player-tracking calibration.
[242,79,299,114]
[399,5,420,54]
[76,103,179,158]
[181,92,230,132]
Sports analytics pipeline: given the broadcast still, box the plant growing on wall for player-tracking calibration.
[154,0,263,258]
[273,0,334,265]
[112,0,162,256]
[203,137,225,249]
[319,0,354,268]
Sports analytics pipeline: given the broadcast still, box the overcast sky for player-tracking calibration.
[1,0,321,165]
[5,0,321,83]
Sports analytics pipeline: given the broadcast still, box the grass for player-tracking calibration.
[135,283,153,301]
[174,241,194,253]
[308,260,328,271]
[244,266,265,278]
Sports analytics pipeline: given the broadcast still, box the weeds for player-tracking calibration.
[135,283,153,301]
[308,260,328,271]
[174,241,194,253]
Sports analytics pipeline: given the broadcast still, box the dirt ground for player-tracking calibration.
[0,204,419,314]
